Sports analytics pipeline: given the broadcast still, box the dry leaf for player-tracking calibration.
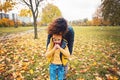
[30,69,34,74]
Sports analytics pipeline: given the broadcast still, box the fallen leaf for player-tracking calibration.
[30,69,34,74]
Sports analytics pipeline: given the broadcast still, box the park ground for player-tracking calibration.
[0,26,120,80]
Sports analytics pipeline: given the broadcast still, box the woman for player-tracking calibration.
[46,17,74,80]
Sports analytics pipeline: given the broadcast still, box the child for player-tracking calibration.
[45,34,70,80]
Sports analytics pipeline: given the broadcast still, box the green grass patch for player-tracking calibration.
[0,26,34,36]
[68,26,120,79]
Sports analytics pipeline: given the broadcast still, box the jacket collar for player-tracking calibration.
[61,39,67,49]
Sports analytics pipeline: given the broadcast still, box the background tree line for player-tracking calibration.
[0,0,120,38]
[70,0,120,26]
[1,0,119,27]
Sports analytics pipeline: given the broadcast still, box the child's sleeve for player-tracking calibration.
[60,45,70,57]
[45,38,54,58]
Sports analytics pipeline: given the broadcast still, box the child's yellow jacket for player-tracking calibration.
[46,38,70,66]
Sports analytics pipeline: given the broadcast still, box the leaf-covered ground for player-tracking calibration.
[0,27,120,80]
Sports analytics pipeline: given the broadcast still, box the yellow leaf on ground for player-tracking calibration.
[92,62,97,66]
[0,50,4,54]
[76,78,84,80]
[96,76,103,80]
[16,77,23,80]
[30,69,34,74]
[106,74,118,80]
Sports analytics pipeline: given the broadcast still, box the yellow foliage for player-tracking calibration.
[92,17,102,26]
[19,9,32,17]
[0,3,2,11]
[0,18,14,27]
[2,1,15,13]
[40,3,62,25]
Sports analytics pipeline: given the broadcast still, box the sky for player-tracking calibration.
[8,0,101,21]
[52,0,101,21]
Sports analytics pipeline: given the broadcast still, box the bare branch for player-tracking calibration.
[35,0,38,12]
[35,8,39,19]
[22,0,31,9]
[35,0,43,14]
[29,0,34,10]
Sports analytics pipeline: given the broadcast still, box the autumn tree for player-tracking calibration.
[0,0,15,13]
[101,0,120,26]
[92,6,103,26]
[21,0,44,39]
[40,3,62,25]
[93,6,110,26]
[0,3,2,12]
[19,9,32,17]
[18,9,33,26]
[92,17,102,26]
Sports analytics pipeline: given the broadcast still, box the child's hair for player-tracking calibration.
[48,17,68,35]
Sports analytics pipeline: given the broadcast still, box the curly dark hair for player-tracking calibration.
[48,17,68,35]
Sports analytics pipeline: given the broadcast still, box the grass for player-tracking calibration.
[0,26,34,36]
[74,26,120,44]
[0,26,120,80]
[0,26,47,37]
[68,26,120,79]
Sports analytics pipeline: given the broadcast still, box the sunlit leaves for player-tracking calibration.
[0,29,47,79]
[40,3,62,25]
[68,27,120,79]
[0,1,15,13]
[19,9,32,17]
[0,3,2,11]
[0,18,14,27]
[0,27,120,79]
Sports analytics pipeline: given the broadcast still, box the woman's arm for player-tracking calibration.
[64,26,74,55]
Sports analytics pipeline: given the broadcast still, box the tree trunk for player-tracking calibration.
[33,14,38,39]
[12,13,18,28]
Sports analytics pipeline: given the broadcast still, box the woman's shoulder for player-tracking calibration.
[61,39,68,48]
[67,26,74,34]
[68,26,74,31]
